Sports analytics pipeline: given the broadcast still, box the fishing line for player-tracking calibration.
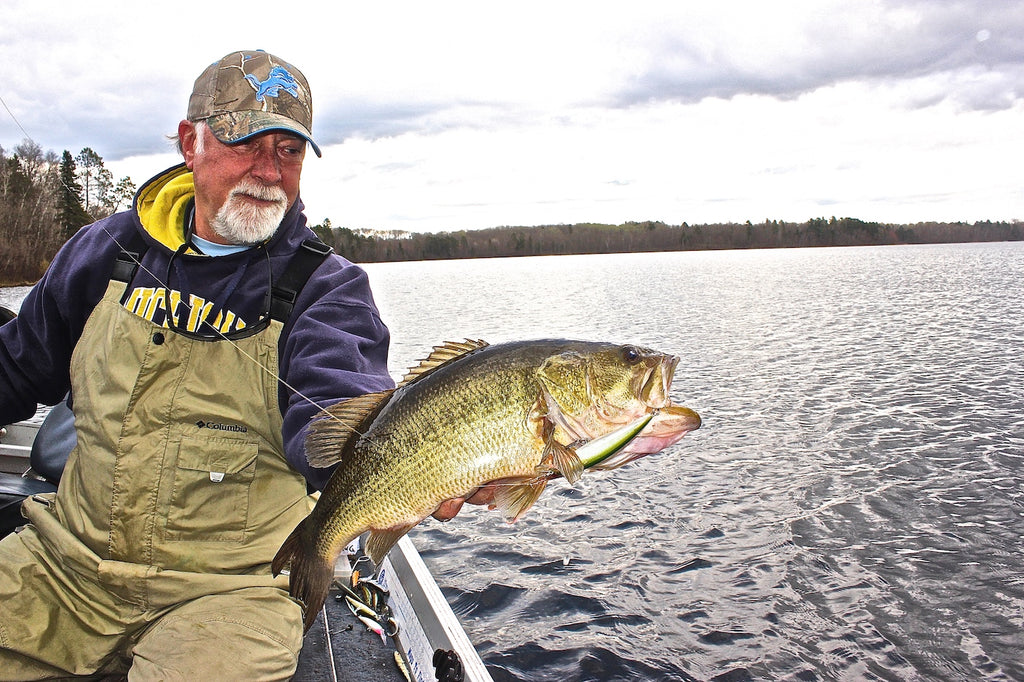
[1,92,362,436]
[0,94,33,141]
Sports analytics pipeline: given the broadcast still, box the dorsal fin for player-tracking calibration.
[305,390,395,467]
[399,339,489,386]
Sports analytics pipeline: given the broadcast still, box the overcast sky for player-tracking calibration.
[2,0,1022,233]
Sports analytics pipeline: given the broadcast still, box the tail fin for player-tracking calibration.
[272,525,335,633]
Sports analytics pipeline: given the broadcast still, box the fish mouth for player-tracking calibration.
[639,354,679,409]
[589,405,701,471]
[643,405,701,438]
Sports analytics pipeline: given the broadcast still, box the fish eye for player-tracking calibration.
[622,346,642,364]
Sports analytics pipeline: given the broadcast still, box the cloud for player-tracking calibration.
[3,1,1022,231]
[608,0,1024,111]
[5,1,1022,158]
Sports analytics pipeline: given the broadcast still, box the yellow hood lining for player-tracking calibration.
[135,166,197,252]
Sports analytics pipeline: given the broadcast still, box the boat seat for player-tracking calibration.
[0,399,76,537]
[26,399,75,485]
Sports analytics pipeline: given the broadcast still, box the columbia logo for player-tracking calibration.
[195,420,248,433]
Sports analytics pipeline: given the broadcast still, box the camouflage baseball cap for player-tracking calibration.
[187,50,322,157]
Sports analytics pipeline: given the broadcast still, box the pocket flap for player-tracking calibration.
[176,436,258,475]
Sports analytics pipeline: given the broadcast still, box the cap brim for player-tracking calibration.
[206,111,322,157]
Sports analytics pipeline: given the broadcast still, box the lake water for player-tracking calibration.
[5,242,1024,680]
[364,242,1024,681]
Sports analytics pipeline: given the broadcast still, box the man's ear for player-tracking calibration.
[178,120,198,169]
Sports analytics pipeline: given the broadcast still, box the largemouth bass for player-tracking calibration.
[273,339,700,631]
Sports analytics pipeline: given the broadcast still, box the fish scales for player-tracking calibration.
[310,343,555,553]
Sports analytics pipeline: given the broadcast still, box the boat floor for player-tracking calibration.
[293,586,405,681]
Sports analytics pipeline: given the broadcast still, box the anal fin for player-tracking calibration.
[364,523,418,565]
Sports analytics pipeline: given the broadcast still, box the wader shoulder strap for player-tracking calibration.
[109,231,331,324]
[111,231,148,284]
[269,238,333,323]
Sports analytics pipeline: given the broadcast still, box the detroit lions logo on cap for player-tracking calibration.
[245,66,300,103]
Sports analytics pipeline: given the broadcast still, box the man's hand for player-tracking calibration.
[431,484,498,522]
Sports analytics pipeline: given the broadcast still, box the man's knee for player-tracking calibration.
[130,588,304,682]
[0,528,126,679]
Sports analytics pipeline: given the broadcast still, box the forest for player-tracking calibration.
[308,217,1023,264]
[1,139,1021,285]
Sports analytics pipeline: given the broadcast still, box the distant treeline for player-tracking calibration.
[2,133,1021,285]
[1,140,134,285]
[310,217,1024,263]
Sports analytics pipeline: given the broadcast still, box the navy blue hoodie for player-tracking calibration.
[0,163,393,489]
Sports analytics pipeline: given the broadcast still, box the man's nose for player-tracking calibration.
[250,144,282,183]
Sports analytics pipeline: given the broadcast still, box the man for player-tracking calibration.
[0,50,394,680]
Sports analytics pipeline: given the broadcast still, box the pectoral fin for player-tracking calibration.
[543,439,584,485]
[534,412,584,485]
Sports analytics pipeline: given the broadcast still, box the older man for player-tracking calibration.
[0,50,393,680]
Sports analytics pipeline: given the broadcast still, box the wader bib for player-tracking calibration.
[0,263,321,679]
[61,274,312,573]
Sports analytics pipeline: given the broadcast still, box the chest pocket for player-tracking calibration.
[163,435,259,542]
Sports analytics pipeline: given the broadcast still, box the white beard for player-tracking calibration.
[210,180,288,245]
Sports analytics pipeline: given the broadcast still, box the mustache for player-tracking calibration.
[230,181,287,204]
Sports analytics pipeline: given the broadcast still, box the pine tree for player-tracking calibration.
[57,150,91,239]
